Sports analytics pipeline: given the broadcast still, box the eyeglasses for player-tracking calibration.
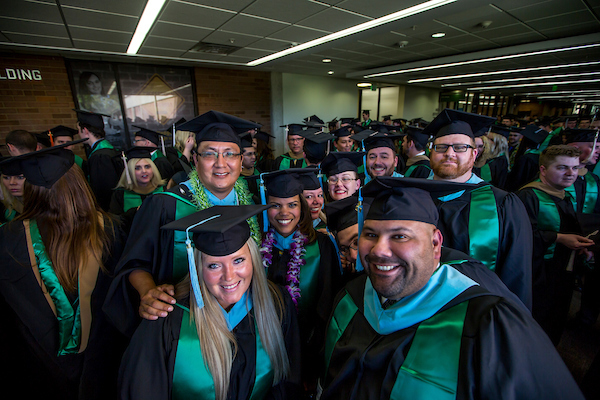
[133,139,147,144]
[327,176,357,184]
[243,151,256,157]
[339,239,358,254]
[431,144,474,153]
[198,151,241,161]
[288,138,304,142]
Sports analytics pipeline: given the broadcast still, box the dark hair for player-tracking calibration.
[78,121,105,139]
[255,137,274,161]
[407,136,426,152]
[78,71,104,96]
[266,194,316,244]
[6,130,37,152]
[539,145,581,168]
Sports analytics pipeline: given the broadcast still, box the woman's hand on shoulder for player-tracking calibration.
[139,283,176,320]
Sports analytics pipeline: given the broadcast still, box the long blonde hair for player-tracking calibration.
[175,238,290,400]
[115,158,165,191]
[174,130,195,153]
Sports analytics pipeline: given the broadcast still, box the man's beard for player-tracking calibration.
[433,157,473,180]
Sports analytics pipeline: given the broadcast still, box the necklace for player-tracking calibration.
[187,170,261,243]
[260,228,308,309]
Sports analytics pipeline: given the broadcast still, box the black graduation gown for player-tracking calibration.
[87,143,122,211]
[506,152,539,192]
[265,232,343,389]
[517,187,582,344]
[153,154,176,182]
[402,159,431,178]
[321,273,583,400]
[118,289,302,400]
[273,153,306,170]
[165,147,192,175]
[474,156,509,190]
[0,218,128,400]
[434,183,533,309]
[103,184,197,337]
[108,187,159,216]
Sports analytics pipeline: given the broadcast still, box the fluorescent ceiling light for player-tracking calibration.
[431,32,446,38]
[246,0,457,66]
[407,61,600,83]
[322,58,332,63]
[468,79,600,90]
[523,90,599,95]
[328,71,334,75]
[127,0,167,55]
[441,71,600,87]
[357,82,372,87]
[365,43,600,78]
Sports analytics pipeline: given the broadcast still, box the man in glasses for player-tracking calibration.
[425,109,533,309]
[273,123,308,170]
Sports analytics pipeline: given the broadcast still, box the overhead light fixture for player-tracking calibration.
[468,78,600,91]
[365,42,600,78]
[357,82,372,87]
[523,90,598,95]
[407,61,600,83]
[328,71,334,75]
[246,0,457,66]
[322,58,332,63]
[431,32,446,38]
[127,0,167,54]
[441,71,600,87]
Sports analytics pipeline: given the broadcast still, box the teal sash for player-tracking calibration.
[323,292,358,375]
[390,302,468,400]
[539,129,560,153]
[155,192,200,281]
[279,155,306,170]
[480,163,492,182]
[89,139,113,156]
[122,186,164,212]
[467,185,499,270]
[565,173,598,214]
[532,187,569,260]
[27,220,82,355]
[298,240,321,315]
[5,208,16,222]
[172,306,274,400]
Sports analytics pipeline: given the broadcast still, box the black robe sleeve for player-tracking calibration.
[109,189,125,215]
[154,156,176,182]
[88,149,121,211]
[506,153,539,192]
[489,156,508,190]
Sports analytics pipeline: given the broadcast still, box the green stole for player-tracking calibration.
[467,185,500,271]
[5,208,16,222]
[479,163,492,182]
[324,292,468,400]
[298,240,321,315]
[155,192,200,282]
[531,185,576,260]
[538,128,560,153]
[122,186,165,212]
[151,150,166,161]
[89,139,113,156]
[25,220,87,355]
[279,154,307,170]
[405,164,432,178]
[565,172,598,214]
[74,154,84,170]
[172,305,274,400]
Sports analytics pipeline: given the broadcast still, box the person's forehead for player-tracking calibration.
[288,134,303,139]
[368,147,395,156]
[337,224,359,241]
[198,140,240,151]
[243,146,254,152]
[363,218,431,233]
[550,156,580,166]
[303,187,323,195]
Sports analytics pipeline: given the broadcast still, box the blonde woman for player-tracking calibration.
[474,132,510,189]
[109,147,166,215]
[118,205,301,400]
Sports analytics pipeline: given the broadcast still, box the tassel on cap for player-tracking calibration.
[121,151,133,185]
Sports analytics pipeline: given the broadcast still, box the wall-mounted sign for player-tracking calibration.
[0,68,42,80]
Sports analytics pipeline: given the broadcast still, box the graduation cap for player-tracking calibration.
[133,126,168,146]
[349,129,377,144]
[320,151,364,177]
[369,122,390,134]
[393,118,407,125]
[331,125,353,139]
[255,130,274,143]
[564,129,598,143]
[382,115,392,121]
[303,115,325,127]
[0,139,87,188]
[73,109,107,130]
[35,132,52,148]
[239,134,254,149]
[296,169,321,191]
[520,125,548,144]
[179,111,261,135]
[490,125,510,139]
[0,156,23,176]
[404,126,430,148]
[364,132,403,153]
[48,125,78,139]
[299,128,333,162]
[280,123,306,134]
[125,146,154,160]
[167,117,187,132]
[161,204,272,308]
[423,109,495,140]
[325,196,371,234]
[362,176,479,226]
[340,118,355,125]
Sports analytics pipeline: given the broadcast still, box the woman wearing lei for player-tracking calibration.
[260,168,342,398]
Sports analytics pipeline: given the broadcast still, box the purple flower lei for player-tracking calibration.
[260,228,308,309]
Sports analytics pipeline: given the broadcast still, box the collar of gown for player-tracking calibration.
[428,173,484,202]
[219,290,253,331]
[181,179,238,205]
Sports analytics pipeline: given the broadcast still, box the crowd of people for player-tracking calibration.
[0,106,598,399]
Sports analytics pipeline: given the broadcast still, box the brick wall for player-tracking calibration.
[0,53,77,146]
[194,67,271,133]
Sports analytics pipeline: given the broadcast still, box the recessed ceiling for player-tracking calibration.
[0,0,599,101]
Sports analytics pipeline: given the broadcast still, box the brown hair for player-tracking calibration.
[539,145,581,168]
[267,194,317,244]
[18,165,114,292]
[6,130,37,153]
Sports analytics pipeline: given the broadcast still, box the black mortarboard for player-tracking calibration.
[0,156,23,176]
[73,109,107,130]
[1,139,87,188]
[362,110,370,114]
[340,118,354,125]
[364,132,402,152]
[133,126,168,146]
[490,125,510,139]
[303,115,325,127]
[564,129,598,144]
[320,152,364,176]
[299,128,333,161]
[350,129,377,143]
[393,118,407,124]
[297,169,321,191]
[239,132,254,149]
[161,204,270,257]
[263,168,319,199]
[362,177,479,226]
[369,122,390,134]
[125,146,154,160]
[424,109,495,140]
[331,126,353,139]
[404,126,430,148]
[280,123,306,134]
[166,117,187,133]
[35,132,52,148]
[49,125,78,138]
[520,125,548,144]
[255,130,274,143]
[179,111,261,135]
[324,196,371,233]
[382,115,392,121]
[352,125,365,133]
